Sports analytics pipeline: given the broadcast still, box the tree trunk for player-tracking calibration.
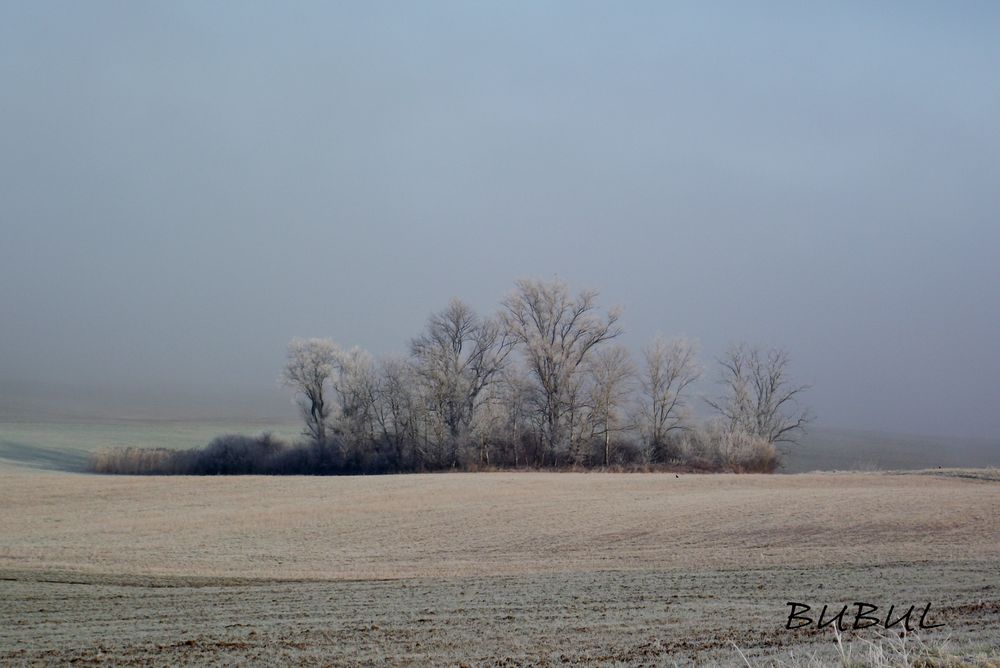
[605,429,610,467]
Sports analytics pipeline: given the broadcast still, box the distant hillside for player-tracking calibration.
[0,381,295,422]
[781,426,1000,473]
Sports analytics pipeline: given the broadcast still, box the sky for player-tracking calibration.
[1,2,998,438]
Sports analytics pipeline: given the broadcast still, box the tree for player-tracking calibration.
[486,363,540,467]
[372,356,420,469]
[585,345,635,466]
[636,336,700,461]
[705,343,812,445]
[281,338,338,444]
[410,298,514,464]
[501,278,622,461]
[331,345,378,448]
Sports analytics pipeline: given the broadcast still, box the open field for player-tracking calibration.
[4,471,1000,579]
[2,469,999,665]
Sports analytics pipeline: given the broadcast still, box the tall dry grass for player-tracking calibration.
[88,433,299,475]
[736,626,1000,667]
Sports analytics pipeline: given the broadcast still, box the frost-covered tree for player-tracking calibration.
[281,338,338,443]
[501,279,622,461]
[272,284,809,474]
[372,356,420,468]
[331,345,378,446]
[485,364,539,467]
[705,343,811,445]
[585,345,635,466]
[636,336,700,460]
[410,298,514,463]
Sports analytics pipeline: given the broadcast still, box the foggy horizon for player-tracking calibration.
[2,2,999,440]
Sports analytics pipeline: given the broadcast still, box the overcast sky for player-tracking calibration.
[1,2,998,437]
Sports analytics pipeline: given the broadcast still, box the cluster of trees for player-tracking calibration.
[279,278,812,474]
[88,278,812,476]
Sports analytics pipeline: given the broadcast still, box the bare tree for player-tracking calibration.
[281,338,338,444]
[331,345,378,447]
[705,343,812,445]
[488,364,540,467]
[636,336,700,461]
[501,278,622,461]
[372,356,419,468]
[410,298,514,463]
[585,345,635,466]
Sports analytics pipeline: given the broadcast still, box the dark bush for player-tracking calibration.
[610,439,644,466]
[191,433,284,475]
[88,427,780,476]
[89,433,341,475]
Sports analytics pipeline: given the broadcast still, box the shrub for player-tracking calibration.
[89,434,299,475]
[191,433,285,475]
[89,447,194,475]
[714,428,779,473]
[672,428,720,470]
[88,427,782,475]
[610,439,644,466]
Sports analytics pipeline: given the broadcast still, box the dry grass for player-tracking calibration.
[740,626,1000,667]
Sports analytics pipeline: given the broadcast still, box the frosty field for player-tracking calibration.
[1,465,999,665]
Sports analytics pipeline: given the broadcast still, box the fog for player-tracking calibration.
[1,2,998,438]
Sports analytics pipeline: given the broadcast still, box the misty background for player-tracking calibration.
[1,2,998,441]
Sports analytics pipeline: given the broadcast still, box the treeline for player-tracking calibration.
[90,278,811,475]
